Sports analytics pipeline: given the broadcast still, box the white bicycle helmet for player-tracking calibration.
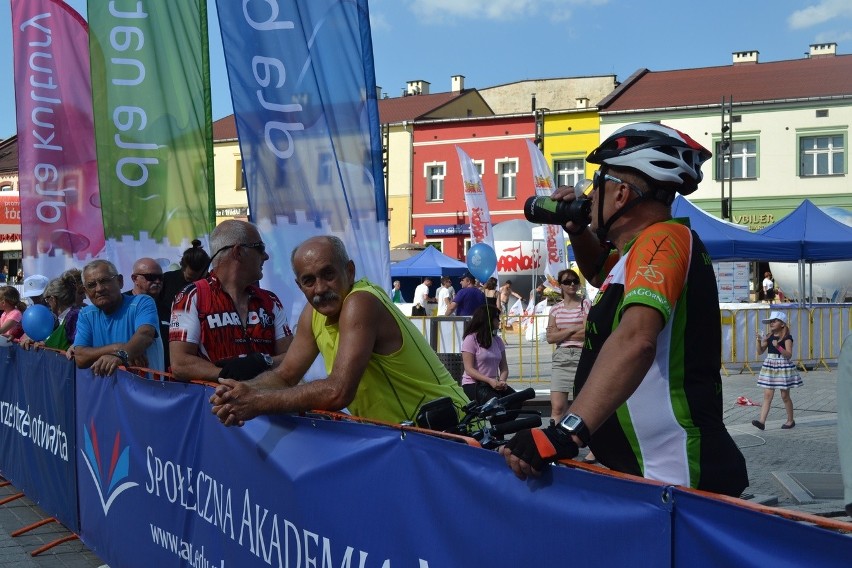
[587,123,711,195]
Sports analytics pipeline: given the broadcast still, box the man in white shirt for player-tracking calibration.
[413,277,433,315]
[436,276,455,315]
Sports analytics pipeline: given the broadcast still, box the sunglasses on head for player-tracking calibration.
[133,273,163,282]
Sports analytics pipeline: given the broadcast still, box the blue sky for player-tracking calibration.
[1,0,851,138]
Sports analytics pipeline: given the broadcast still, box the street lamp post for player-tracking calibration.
[720,96,733,221]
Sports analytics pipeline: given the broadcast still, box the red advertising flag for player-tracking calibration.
[12,0,105,276]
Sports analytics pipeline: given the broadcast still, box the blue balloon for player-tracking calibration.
[466,243,497,283]
[22,304,56,342]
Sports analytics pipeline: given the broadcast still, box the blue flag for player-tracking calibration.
[216,0,389,323]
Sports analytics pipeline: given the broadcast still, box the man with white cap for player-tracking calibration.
[22,274,49,305]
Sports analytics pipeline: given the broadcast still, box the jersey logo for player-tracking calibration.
[629,235,672,287]
[206,311,241,329]
[245,308,273,327]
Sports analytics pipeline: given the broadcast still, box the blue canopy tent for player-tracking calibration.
[757,199,852,303]
[757,199,852,261]
[671,196,799,261]
[390,245,468,277]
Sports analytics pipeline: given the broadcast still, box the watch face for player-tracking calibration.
[562,414,582,431]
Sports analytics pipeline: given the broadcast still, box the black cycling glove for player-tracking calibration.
[505,424,579,471]
[216,353,270,381]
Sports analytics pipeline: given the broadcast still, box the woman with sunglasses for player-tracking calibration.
[545,268,594,461]
[20,273,80,351]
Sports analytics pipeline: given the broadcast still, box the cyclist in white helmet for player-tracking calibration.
[502,123,749,497]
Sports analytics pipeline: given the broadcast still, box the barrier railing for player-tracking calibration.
[409,304,852,384]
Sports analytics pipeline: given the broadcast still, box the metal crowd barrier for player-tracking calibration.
[407,304,852,384]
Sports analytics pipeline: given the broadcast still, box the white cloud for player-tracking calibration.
[407,0,607,23]
[788,0,852,29]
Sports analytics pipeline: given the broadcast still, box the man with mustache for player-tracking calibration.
[169,220,292,382]
[210,235,468,425]
[70,260,164,376]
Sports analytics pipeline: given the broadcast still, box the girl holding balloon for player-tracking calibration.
[20,274,80,351]
[0,286,26,341]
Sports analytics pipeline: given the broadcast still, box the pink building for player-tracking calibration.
[412,115,537,259]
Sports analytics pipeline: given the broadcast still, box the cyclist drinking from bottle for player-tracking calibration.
[501,123,748,497]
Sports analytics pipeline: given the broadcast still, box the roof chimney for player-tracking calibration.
[375,86,382,99]
[576,97,590,109]
[809,42,837,58]
[406,80,430,96]
[451,75,465,93]
[732,50,759,64]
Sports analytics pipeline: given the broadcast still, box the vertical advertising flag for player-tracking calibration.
[12,0,105,277]
[215,0,389,324]
[87,0,214,276]
[525,139,567,290]
[456,146,497,280]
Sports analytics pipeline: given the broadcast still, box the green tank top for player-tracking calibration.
[311,279,469,423]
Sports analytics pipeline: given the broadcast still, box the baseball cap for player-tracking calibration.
[22,274,49,298]
[760,311,787,325]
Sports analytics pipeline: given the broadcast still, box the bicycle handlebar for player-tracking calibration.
[491,413,541,437]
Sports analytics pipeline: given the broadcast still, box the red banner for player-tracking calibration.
[12,0,104,275]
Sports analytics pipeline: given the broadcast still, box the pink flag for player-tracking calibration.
[525,140,567,291]
[456,146,497,280]
[12,0,105,276]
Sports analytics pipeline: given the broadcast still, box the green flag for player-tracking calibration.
[88,0,214,264]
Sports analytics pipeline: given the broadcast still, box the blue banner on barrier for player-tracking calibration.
[76,368,672,567]
[0,347,78,532]
[671,489,851,567]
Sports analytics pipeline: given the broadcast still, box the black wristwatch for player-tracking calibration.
[113,349,130,366]
[557,413,590,446]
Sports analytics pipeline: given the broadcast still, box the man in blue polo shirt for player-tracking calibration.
[69,260,164,376]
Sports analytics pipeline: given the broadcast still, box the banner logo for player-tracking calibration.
[81,421,138,516]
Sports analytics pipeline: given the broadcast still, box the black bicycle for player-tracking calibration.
[415,387,542,449]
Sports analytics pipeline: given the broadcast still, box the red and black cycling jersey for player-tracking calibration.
[169,272,291,362]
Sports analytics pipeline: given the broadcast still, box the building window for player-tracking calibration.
[496,158,517,199]
[472,160,485,177]
[715,139,757,180]
[235,159,246,191]
[425,162,445,201]
[554,159,585,187]
[423,239,443,252]
[800,134,844,176]
[0,183,13,192]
